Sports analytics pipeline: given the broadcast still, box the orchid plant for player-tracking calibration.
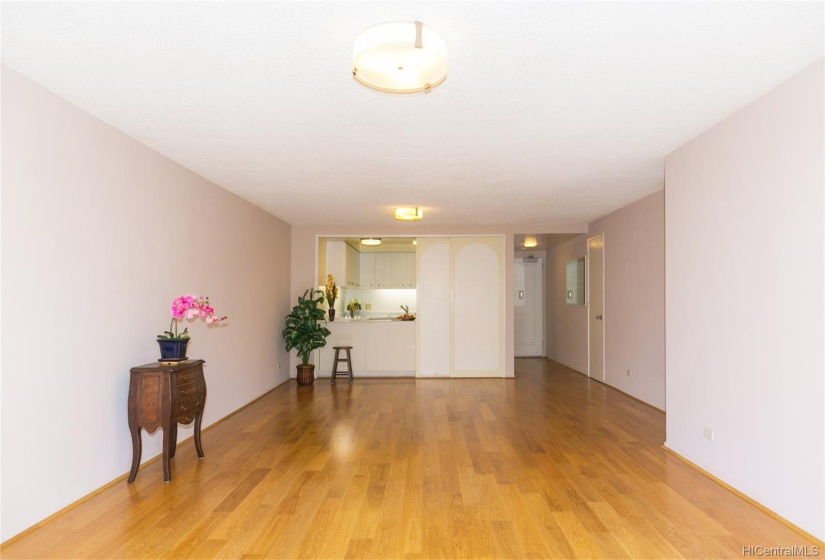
[324,275,339,309]
[158,294,227,340]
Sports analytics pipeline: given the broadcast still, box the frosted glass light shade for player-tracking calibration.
[353,21,447,94]
[523,236,538,248]
[361,238,382,246]
[395,207,423,221]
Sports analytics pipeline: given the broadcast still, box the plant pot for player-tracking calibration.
[158,338,189,361]
[328,308,335,321]
[349,309,355,318]
[296,364,315,385]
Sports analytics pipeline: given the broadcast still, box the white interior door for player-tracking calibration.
[514,258,544,357]
[588,235,605,381]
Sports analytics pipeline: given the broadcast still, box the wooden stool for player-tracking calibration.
[331,346,354,384]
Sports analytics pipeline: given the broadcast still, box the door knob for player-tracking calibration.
[596,315,603,320]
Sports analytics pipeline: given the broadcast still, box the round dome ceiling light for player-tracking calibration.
[353,21,447,94]
[361,238,382,246]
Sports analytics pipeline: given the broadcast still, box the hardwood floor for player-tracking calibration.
[3,358,819,559]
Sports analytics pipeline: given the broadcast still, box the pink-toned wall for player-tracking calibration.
[290,225,587,378]
[545,190,665,411]
[665,59,824,540]
[590,190,665,409]
[0,66,293,541]
[546,236,589,373]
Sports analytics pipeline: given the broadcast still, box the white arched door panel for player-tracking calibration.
[451,237,504,376]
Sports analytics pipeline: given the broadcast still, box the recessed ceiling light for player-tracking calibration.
[361,238,382,246]
[353,21,447,94]
[395,207,423,221]
[412,240,417,245]
[523,236,538,248]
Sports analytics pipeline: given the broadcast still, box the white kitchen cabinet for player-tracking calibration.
[325,240,347,287]
[316,322,414,375]
[366,322,415,371]
[359,253,376,288]
[390,253,407,288]
[346,243,360,288]
[374,253,392,288]
[317,324,367,373]
[406,252,416,288]
[358,252,416,289]
[325,240,359,288]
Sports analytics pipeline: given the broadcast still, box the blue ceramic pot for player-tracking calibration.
[157,338,189,361]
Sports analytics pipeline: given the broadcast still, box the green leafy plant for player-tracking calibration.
[283,288,331,365]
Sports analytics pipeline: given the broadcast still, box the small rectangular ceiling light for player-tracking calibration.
[395,207,423,221]
[523,236,538,248]
[361,238,382,246]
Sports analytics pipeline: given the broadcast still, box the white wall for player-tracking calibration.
[0,66,292,541]
[665,59,824,540]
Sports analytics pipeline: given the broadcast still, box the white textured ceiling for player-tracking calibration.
[2,2,822,227]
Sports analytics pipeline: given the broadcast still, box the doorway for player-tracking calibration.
[514,257,544,357]
[587,235,605,381]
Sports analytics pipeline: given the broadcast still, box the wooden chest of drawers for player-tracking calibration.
[127,359,206,483]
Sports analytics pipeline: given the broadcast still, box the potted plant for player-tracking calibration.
[283,288,331,385]
[346,298,362,318]
[157,294,227,362]
[324,274,339,321]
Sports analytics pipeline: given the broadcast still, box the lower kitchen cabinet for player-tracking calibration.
[316,322,415,376]
[365,323,414,371]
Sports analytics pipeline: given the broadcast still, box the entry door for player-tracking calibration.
[588,235,605,381]
[514,259,544,357]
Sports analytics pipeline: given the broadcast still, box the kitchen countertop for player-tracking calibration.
[328,317,415,324]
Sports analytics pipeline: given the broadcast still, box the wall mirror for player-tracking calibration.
[566,257,585,305]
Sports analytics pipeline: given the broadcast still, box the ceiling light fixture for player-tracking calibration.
[353,21,447,94]
[395,207,423,221]
[361,238,382,246]
[523,236,538,248]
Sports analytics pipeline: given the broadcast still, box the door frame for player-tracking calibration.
[587,234,605,380]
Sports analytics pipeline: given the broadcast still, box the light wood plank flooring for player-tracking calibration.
[2,359,818,559]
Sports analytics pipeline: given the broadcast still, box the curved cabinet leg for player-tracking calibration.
[194,411,205,459]
[127,426,142,483]
[162,425,171,483]
[169,423,178,459]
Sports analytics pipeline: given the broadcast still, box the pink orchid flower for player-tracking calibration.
[160,294,227,339]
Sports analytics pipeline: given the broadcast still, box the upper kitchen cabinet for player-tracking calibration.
[375,253,392,289]
[360,253,376,288]
[323,240,347,287]
[321,237,417,290]
[321,240,359,288]
[346,243,360,288]
[390,253,417,288]
[406,253,416,289]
